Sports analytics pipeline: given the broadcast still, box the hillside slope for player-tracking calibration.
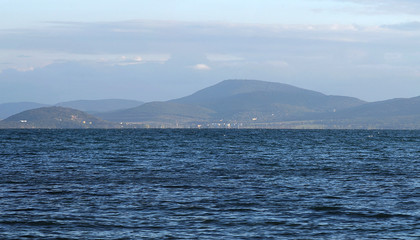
[332,96,420,118]
[56,99,143,113]
[309,96,420,129]
[98,101,215,125]
[0,106,118,128]
[100,79,365,125]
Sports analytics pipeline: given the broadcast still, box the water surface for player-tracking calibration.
[0,129,419,239]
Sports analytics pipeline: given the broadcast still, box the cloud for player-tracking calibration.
[1,20,420,102]
[337,0,420,15]
[14,66,35,72]
[0,21,379,55]
[192,64,211,70]
[0,49,170,71]
[382,21,420,31]
[0,20,395,72]
[115,56,144,66]
[0,21,417,69]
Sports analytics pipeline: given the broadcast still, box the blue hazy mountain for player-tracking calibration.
[171,79,365,120]
[96,101,215,125]
[332,96,420,118]
[2,80,419,129]
[0,99,143,120]
[98,79,367,126]
[312,96,420,129]
[55,99,143,113]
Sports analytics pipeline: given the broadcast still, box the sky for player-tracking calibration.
[1,0,420,103]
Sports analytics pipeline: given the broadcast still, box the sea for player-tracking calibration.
[0,129,419,239]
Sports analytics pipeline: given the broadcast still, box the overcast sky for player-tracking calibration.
[1,0,420,103]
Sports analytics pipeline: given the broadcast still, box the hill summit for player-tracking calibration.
[98,79,366,127]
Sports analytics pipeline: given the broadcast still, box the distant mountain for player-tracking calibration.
[55,99,143,113]
[2,80,419,129]
[99,79,365,126]
[332,96,420,118]
[0,102,49,120]
[172,79,365,121]
[0,106,118,128]
[97,101,215,125]
[311,96,420,129]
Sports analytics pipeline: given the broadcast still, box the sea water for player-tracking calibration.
[0,129,419,239]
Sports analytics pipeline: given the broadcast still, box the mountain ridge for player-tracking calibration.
[1,79,419,129]
[55,99,144,113]
[0,99,144,120]
[99,79,368,126]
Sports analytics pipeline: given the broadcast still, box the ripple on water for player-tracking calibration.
[0,129,419,239]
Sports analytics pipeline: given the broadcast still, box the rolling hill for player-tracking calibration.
[0,106,118,128]
[331,96,420,118]
[55,99,143,113]
[311,96,420,129]
[98,79,366,126]
[97,101,215,126]
[173,80,365,121]
[2,80,419,129]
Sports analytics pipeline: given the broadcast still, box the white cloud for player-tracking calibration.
[113,55,168,66]
[382,21,420,31]
[116,56,143,66]
[192,64,211,70]
[337,0,420,15]
[15,66,35,72]
[0,50,171,71]
[1,20,420,102]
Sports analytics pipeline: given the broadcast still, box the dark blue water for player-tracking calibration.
[0,129,419,239]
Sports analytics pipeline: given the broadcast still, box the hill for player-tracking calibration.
[97,101,215,127]
[311,96,420,129]
[331,96,420,118]
[55,99,143,113]
[2,80,419,129]
[0,106,118,129]
[99,79,365,126]
[0,102,49,120]
[173,79,365,121]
